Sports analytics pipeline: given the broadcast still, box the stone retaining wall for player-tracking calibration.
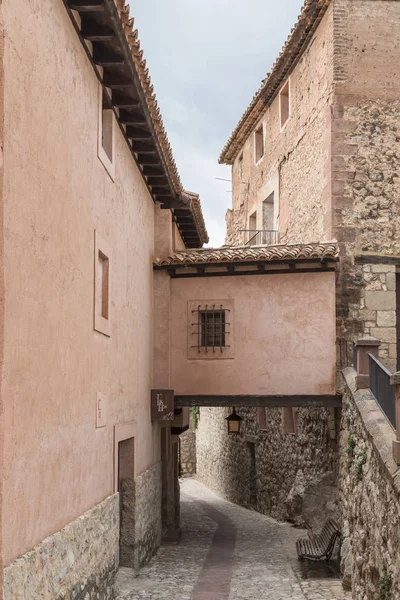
[4,494,119,600]
[340,367,400,598]
[135,462,162,568]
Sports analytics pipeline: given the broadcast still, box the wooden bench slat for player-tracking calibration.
[296,519,341,561]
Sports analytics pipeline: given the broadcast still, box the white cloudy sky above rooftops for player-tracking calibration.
[134,0,305,247]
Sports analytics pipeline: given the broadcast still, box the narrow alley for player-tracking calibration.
[116,479,350,600]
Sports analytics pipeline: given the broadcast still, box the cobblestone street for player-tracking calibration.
[116,479,351,600]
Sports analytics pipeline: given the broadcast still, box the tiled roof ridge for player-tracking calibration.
[113,1,183,193]
[219,0,332,165]
[154,241,339,266]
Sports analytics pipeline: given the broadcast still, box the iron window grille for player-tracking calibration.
[191,305,230,353]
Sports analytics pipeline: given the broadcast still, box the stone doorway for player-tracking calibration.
[118,436,136,568]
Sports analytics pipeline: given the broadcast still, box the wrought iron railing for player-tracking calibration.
[369,353,396,429]
[240,230,278,246]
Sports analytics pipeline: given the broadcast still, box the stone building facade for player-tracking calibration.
[0,0,207,598]
[221,0,400,372]
[193,0,400,545]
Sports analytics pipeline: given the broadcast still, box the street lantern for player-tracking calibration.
[225,407,242,435]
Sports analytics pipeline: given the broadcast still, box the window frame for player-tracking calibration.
[279,79,291,131]
[187,300,235,360]
[98,85,116,180]
[94,230,111,337]
[254,124,265,164]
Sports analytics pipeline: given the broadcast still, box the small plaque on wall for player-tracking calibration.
[151,390,174,422]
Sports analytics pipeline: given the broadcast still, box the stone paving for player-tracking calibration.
[116,479,351,600]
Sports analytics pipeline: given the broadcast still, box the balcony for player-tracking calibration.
[240,230,279,246]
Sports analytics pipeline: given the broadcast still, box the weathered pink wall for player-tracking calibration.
[2,0,161,565]
[170,273,336,396]
[0,0,4,595]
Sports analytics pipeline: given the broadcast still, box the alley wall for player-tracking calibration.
[2,0,162,595]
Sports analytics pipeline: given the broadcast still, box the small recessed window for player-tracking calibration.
[200,309,226,349]
[238,153,243,178]
[255,125,264,163]
[283,407,297,435]
[94,231,111,337]
[98,85,115,179]
[188,300,234,360]
[280,81,290,128]
[258,408,267,430]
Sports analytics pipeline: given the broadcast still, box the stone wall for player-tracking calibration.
[227,3,334,247]
[3,494,119,600]
[340,367,400,598]
[196,406,339,530]
[179,413,197,478]
[134,462,162,568]
[331,0,400,366]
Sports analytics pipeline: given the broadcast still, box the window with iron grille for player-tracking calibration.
[200,310,225,348]
[191,305,230,353]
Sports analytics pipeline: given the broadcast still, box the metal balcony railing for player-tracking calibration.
[240,230,278,246]
[369,353,396,429]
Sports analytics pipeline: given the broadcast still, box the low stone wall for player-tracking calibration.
[196,405,339,529]
[180,414,196,477]
[340,367,400,598]
[135,461,162,568]
[4,494,119,600]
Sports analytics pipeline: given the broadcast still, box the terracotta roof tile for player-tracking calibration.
[154,242,338,267]
[180,191,209,245]
[219,0,331,164]
[113,0,182,192]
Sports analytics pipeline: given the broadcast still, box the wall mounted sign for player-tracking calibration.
[151,389,175,422]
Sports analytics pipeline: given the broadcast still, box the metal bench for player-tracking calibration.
[296,519,341,573]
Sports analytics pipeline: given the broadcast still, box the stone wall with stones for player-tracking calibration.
[134,462,162,568]
[196,406,339,530]
[3,494,119,600]
[226,3,334,248]
[179,413,197,478]
[340,367,400,597]
[331,0,400,367]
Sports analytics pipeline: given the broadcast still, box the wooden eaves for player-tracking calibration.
[63,0,205,248]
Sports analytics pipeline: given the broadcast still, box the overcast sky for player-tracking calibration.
[133,1,304,247]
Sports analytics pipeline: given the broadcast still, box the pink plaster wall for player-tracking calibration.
[170,273,336,396]
[2,0,162,565]
[0,0,4,594]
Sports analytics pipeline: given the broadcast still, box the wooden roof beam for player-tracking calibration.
[119,110,147,126]
[131,141,156,154]
[126,127,152,140]
[68,0,105,11]
[103,73,132,89]
[93,46,125,67]
[81,22,114,41]
[112,92,140,109]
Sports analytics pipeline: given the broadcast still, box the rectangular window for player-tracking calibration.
[258,408,267,430]
[200,310,226,348]
[255,125,264,163]
[283,407,297,435]
[280,81,290,128]
[98,85,115,179]
[238,153,243,179]
[94,231,111,337]
[188,301,234,359]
